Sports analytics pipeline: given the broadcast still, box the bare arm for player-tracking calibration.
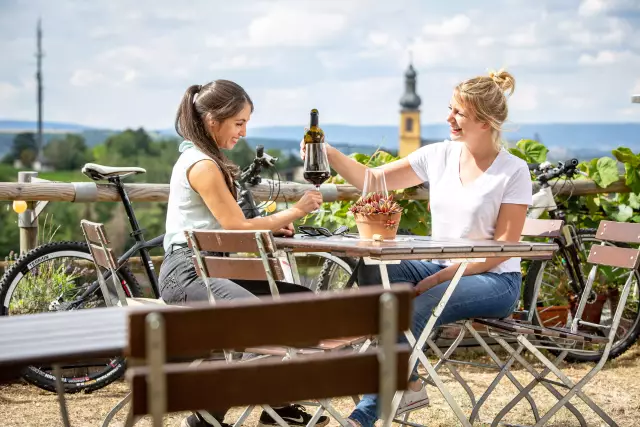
[416,203,528,293]
[326,146,424,191]
[189,160,320,231]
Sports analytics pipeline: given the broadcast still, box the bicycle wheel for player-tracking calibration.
[0,241,143,393]
[523,230,640,362]
[292,253,357,292]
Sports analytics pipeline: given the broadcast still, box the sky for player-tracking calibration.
[1,0,639,131]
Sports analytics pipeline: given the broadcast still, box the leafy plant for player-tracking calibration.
[349,192,402,216]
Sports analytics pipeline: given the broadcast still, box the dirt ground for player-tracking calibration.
[2,345,639,427]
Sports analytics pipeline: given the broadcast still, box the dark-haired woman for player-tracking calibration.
[159,80,327,427]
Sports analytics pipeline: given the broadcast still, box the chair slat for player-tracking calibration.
[521,219,564,238]
[596,220,640,244]
[186,230,277,254]
[127,285,413,359]
[88,243,117,270]
[128,345,410,415]
[194,256,285,281]
[81,220,109,245]
[588,245,640,269]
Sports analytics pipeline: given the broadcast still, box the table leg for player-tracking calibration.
[285,250,302,286]
[378,261,472,427]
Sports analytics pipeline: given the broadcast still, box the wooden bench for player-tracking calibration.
[123,285,413,427]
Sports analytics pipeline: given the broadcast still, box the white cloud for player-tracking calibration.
[507,24,538,48]
[578,50,639,66]
[509,85,539,112]
[579,0,640,17]
[579,0,608,16]
[247,9,347,47]
[477,37,495,47]
[210,55,271,70]
[422,14,471,37]
[70,69,106,87]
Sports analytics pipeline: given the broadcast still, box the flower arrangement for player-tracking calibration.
[349,192,403,240]
[348,192,403,216]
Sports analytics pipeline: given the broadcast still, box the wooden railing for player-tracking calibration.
[0,177,631,203]
[0,174,632,254]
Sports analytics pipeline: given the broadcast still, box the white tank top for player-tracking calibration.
[163,141,224,252]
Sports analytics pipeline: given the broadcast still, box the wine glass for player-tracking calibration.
[362,167,388,199]
[303,141,330,188]
[303,139,330,214]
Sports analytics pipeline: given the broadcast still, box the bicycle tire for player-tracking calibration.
[0,241,143,393]
[523,230,640,362]
[319,256,358,292]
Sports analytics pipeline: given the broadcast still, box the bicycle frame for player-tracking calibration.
[527,182,587,301]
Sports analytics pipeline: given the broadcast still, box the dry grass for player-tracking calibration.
[2,345,640,427]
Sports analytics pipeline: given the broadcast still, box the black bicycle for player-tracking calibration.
[521,159,640,362]
[0,145,355,393]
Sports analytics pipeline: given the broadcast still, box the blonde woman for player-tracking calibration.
[302,70,532,425]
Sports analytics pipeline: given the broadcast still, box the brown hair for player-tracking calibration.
[453,69,515,149]
[175,79,254,198]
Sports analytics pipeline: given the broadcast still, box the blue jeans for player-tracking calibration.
[350,261,521,427]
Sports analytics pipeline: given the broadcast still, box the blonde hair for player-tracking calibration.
[453,69,515,150]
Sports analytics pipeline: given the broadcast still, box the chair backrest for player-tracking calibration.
[125,284,413,419]
[80,219,118,270]
[521,218,564,238]
[573,221,640,334]
[184,229,284,299]
[519,219,564,321]
[80,219,127,306]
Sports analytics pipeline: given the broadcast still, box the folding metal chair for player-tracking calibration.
[80,219,130,307]
[473,220,639,426]
[184,229,372,427]
[398,219,565,426]
[79,220,166,427]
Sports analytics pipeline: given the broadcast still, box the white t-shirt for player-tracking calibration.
[407,140,532,274]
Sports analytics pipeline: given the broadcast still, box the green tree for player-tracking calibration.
[6,133,37,167]
[224,138,254,169]
[43,134,92,170]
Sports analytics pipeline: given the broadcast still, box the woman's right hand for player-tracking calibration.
[293,190,323,214]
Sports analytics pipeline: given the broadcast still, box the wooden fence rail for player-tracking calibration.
[0,177,631,203]
[0,175,631,254]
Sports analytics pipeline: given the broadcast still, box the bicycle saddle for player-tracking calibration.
[82,163,147,181]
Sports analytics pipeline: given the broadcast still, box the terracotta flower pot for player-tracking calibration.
[537,305,570,327]
[354,212,402,240]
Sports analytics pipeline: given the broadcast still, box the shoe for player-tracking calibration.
[396,382,429,415]
[180,412,231,427]
[258,404,330,427]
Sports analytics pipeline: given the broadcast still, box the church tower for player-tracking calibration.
[398,63,421,158]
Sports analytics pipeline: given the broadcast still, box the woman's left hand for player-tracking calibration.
[414,275,440,296]
[273,223,295,238]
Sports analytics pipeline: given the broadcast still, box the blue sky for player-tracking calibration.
[1,0,639,131]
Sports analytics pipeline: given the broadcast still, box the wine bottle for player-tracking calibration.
[303,109,331,187]
[304,108,324,144]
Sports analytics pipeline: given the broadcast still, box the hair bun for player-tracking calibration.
[488,69,515,96]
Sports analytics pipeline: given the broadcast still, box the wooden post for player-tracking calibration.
[18,171,39,255]
[632,95,640,104]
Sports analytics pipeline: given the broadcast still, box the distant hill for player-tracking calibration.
[1,120,639,162]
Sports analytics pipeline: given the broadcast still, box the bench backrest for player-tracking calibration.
[126,284,413,418]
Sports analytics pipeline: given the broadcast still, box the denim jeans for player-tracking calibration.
[350,261,521,427]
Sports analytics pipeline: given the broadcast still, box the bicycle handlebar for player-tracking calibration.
[529,158,580,185]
